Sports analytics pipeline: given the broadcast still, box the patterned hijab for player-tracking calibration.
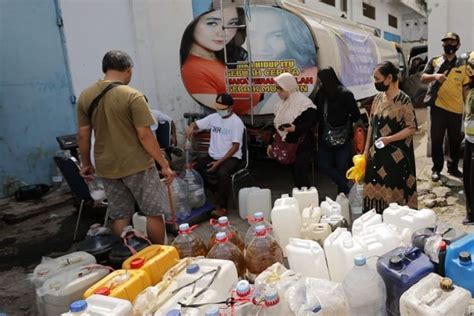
[274,73,316,140]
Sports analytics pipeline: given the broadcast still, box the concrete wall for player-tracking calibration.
[0,0,76,197]
[427,0,474,58]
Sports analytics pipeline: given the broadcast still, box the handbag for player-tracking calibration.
[272,132,303,165]
[321,99,351,147]
[423,58,453,107]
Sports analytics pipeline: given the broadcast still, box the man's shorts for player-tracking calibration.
[101,167,169,220]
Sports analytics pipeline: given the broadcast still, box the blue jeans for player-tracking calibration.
[317,141,351,194]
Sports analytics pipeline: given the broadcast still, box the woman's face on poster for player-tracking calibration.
[193,7,239,52]
[248,9,286,61]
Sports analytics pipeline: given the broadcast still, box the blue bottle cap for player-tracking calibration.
[204,305,220,316]
[179,223,190,231]
[165,309,181,316]
[254,212,263,219]
[186,263,200,274]
[354,254,366,266]
[70,300,87,312]
[218,216,228,224]
[264,287,279,302]
[236,280,251,296]
[255,225,266,234]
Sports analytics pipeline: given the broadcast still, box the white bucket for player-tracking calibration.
[292,186,319,213]
[286,238,329,279]
[271,194,301,257]
[247,188,272,221]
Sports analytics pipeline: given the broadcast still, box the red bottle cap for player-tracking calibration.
[130,258,145,269]
[94,286,111,296]
[439,241,447,251]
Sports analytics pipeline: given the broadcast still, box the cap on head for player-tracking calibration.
[215,93,234,110]
[441,32,460,42]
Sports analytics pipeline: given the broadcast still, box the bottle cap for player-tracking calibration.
[165,309,181,316]
[439,277,454,290]
[439,241,447,251]
[264,287,280,306]
[354,254,366,266]
[186,263,200,274]
[215,232,227,241]
[130,257,145,269]
[70,300,87,312]
[218,216,229,225]
[204,305,220,316]
[389,256,403,270]
[236,280,251,297]
[255,225,266,236]
[179,223,190,232]
[459,251,471,263]
[254,212,264,220]
[94,286,111,296]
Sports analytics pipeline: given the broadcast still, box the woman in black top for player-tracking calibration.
[313,67,360,194]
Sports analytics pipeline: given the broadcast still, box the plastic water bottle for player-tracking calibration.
[171,223,207,258]
[349,183,364,219]
[207,232,246,278]
[208,217,245,252]
[343,254,386,316]
[166,177,191,221]
[245,225,284,282]
[244,212,273,246]
[233,280,258,315]
[262,287,285,315]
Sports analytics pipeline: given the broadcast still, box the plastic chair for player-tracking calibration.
[231,129,252,204]
[53,156,109,240]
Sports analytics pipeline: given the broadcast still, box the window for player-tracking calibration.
[388,14,398,28]
[363,3,376,20]
[320,0,336,6]
[341,0,347,12]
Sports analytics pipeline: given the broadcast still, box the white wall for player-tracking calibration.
[427,0,474,58]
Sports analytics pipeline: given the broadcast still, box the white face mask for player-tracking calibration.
[216,109,230,117]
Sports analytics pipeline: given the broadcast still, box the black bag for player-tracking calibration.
[321,99,351,147]
[423,58,453,107]
[14,184,50,201]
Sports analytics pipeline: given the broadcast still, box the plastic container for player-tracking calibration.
[342,255,386,316]
[179,167,206,209]
[122,245,179,284]
[271,194,301,256]
[78,224,119,263]
[83,269,152,302]
[108,226,151,269]
[383,203,437,237]
[400,273,471,316]
[62,295,132,316]
[171,223,208,258]
[292,186,319,213]
[412,225,467,249]
[320,214,349,231]
[37,265,111,316]
[351,209,382,236]
[320,197,341,216]
[377,247,435,316]
[336,193,351,225]
[245,225,284,282]
[247,188,272,221]
[31,252,96,289]
[301,222,332,246]
[207,232,246,278]
[131,213,168,244]
[166,177,191,221]
[445,234,474,296]
[254,263,301,300]
[348,183,364,220]
[231,280,259,315]
[262,287,289,316]
[134,258,237,316]
[244,212,274,246]
[301,206,321,225]
[238,187,260,220]
[286,238,329,279]
[208,216,245,252]
[323,228,365,282]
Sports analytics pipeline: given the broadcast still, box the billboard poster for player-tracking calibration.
[181,1,318,116]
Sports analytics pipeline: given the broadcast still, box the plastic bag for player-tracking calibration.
[346,154,366,183]
[285,277,349,316]
[254,263,301,299]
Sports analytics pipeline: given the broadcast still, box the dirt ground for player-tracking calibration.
[0,107,472,315]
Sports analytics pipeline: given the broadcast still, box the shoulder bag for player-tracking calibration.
[272,132,303,165]
[321,98,351,147]
[423,58,453,107]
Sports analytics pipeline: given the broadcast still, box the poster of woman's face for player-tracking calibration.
[180,1,318,115]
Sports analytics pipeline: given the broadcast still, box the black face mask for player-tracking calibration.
[443,44,458,54]
[374,80,389,92]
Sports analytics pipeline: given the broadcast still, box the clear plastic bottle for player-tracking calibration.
[245,225,284,283]
[171,223,207,258]
[233,280,259,315]
[207,232,246,278]
[244,212,274,246]
[342,254,386,316]
[349,183,364,220]
[179,166,206,209]
[208,216,245,252]
[166,177,191,221]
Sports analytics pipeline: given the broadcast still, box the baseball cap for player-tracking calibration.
[441,32,460,42]
[214,93,234,110]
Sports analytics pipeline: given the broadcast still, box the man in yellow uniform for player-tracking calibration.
[422,32,470,182]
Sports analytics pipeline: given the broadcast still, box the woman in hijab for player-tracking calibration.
[313,67,360,194]
[267,72,317,188]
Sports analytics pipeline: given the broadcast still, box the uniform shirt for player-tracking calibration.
[423,55,470,114]
[196,113,245,160]
[77,80,156,179]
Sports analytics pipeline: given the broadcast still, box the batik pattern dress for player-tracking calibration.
[363,91,418,213]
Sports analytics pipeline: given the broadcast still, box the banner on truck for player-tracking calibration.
[182,1,318,115]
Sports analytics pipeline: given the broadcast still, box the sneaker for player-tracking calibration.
[431,170,440,182]
[463,218,474,225]
[448,168,463,178]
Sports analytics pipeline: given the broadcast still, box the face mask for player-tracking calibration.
[443,44,458,54]
[374,80,389,92]
[216,109,230,117]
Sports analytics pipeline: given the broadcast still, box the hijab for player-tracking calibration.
[274,72,316,140]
